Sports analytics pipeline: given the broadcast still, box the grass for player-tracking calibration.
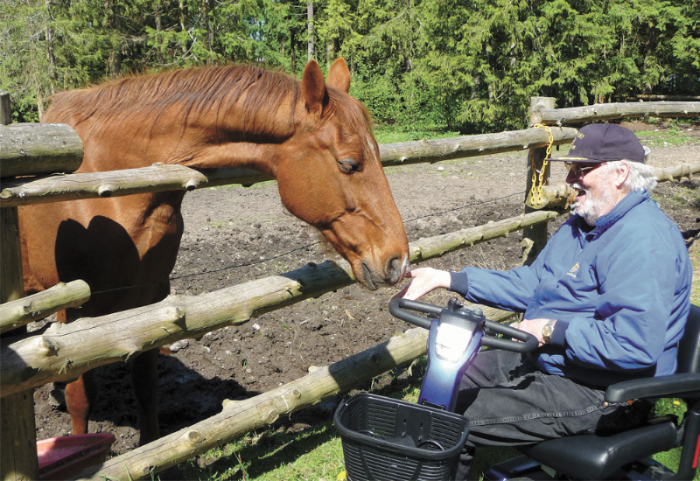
[634,121,698,147]
[176,422,345,480]
[176,336,700,480]
[373,127,461,144]
[650,398,692,475]
[692,245,700,306]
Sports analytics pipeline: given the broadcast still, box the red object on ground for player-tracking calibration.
[37,433,116,480]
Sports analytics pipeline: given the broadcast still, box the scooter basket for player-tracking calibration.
[334,393,469,481]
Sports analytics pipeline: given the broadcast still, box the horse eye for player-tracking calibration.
[338,158,361,174]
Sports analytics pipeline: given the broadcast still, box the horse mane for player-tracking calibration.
[45,65,301,137]
[42,65,372,139]
[44,63,376,157]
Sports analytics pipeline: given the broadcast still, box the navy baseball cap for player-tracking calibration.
[550,123,646,164]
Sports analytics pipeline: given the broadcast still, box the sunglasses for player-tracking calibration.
[565,162,603,177]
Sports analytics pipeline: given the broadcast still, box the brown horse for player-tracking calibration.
[18,58,409,445]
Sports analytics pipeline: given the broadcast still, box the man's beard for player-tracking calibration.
[570,181,616,226]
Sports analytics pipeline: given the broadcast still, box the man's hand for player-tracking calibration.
[511,318,556,347]
[394,268,452,300]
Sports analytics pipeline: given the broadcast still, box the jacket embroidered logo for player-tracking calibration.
[567,262,580,278]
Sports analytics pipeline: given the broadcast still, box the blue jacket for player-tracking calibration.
[449,190,692,387]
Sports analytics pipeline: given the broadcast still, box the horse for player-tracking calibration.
[18,58,409,445]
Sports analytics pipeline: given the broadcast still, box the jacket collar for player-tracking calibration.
[592,190,650,235]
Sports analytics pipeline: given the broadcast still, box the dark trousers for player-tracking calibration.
[453,350,642,480]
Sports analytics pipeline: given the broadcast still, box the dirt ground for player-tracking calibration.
[30,122,700,473]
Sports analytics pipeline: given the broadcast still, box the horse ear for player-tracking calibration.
[328,58,351,93]
[301,59,326,118]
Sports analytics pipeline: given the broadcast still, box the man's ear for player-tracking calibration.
[615,161,631,188]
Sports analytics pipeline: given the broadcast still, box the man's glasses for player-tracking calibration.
[565,162,603,177]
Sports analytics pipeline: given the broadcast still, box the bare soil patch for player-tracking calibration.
[31,124,700,474]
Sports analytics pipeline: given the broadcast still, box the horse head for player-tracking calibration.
[275,59,409,290]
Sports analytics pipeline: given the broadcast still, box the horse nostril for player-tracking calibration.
[361,261,377,290]
[385,256,402,285]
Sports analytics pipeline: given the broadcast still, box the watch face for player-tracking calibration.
[542,322,554,342]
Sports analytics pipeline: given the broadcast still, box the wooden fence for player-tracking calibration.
[1,91,698,480]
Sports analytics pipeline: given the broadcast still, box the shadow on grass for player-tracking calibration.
[171,367,428,480]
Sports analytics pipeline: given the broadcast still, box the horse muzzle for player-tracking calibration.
[360,254,409,290]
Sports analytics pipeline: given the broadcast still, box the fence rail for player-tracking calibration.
[0,127,578,208]
[0,123,83,178]
[0,280,90,334]
[534,101,700,125]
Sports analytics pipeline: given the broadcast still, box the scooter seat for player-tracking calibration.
[518,420,678,480]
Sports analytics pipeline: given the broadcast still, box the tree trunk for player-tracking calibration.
[289,27,296,71]
[201,0,213,61]
[34,81,44,120]
[155,1,164,64]
[105,0,121,77]
[44,0,57,95]
[0,164,268,207]
[179,0,188,54]
[326,40,335,65]
[307,1,314,60]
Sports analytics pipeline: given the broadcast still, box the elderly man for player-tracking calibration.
[397,123,692,479]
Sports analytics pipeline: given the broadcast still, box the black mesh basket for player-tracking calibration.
[334,393,469,481]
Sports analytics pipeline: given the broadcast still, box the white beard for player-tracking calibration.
[570,182,616,226]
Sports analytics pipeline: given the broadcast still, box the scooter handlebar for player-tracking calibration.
[482,319,539,352]
[388,297,538,353]
[389,298,442,330]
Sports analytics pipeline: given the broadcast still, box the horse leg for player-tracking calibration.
[55,309,97,435]
[64,371,97,435]
[131,349,160,445]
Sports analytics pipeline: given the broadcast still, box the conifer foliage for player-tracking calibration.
[1,0,698,131]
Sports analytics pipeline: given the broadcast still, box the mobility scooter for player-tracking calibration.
[335,298,700,480]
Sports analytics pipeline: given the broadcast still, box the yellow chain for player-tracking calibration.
[527,123,554,207]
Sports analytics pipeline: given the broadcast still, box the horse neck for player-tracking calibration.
[177,91,301,176]
[62,70,303,176]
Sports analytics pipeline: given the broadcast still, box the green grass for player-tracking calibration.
[634,123,698,147]
[181,377,698,481]
[176,421,345,480]
[175,366,426,480]
[650,398,691,475]
[176,336,700,481]
[691,245,700,306]
[373,127,461,144]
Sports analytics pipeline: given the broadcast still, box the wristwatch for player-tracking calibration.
[542,320,556,344]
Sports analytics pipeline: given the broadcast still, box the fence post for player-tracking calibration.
[521,97,556,265]
[1,90,40,481]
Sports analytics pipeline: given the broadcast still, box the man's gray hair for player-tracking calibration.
[606,160,657,192]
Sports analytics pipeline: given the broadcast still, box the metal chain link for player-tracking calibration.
[527,123,554,207]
